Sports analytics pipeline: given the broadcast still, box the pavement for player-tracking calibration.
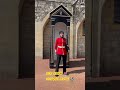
[35,58,85,90]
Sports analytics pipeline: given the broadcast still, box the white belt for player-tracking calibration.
[58,46,65,48]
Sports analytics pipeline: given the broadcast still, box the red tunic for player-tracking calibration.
[55,37,67,55]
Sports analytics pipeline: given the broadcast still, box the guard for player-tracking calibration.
[54,31,69,76]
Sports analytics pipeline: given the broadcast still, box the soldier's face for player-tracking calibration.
[60,33,64,37]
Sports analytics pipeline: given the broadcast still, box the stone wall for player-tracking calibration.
[43,21,51,59]
[86,0,120,77]
[0,0,19,79]
[100,0,120,76]
[77,21,85,58]
[35,0,85,59]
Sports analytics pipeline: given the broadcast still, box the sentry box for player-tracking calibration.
[49,5,72,68]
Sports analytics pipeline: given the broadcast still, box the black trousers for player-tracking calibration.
[55,55,67,73]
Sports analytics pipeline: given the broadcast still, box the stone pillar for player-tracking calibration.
[91,0,100,77]
[70,18,74,59]
[85,0,92,77]
[66,26,70,63]
[72,5,77,59]
[50,25,55,63]
[74,25,78,58]
[35,22,43,59]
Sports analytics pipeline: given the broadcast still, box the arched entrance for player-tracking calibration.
[77,20,85,58]
[43,20,51,59]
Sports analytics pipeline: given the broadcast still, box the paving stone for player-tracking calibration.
[35,58,85,90]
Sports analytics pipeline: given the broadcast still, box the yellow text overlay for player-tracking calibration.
[46,72,63,75]
[46,77,70,81]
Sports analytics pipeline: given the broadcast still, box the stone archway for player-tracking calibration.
[43,20,51,59]
[74,16,85,59]
[77,20,85,58]
[35,13,50,59]
[35,9,72,59]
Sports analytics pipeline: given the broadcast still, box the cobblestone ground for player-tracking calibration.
[35,58,85,90]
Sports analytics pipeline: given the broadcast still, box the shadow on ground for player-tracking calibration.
[67,59,85,74]
[69,60,85,68]
[67,69,85,74]
[86,80,120,90]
